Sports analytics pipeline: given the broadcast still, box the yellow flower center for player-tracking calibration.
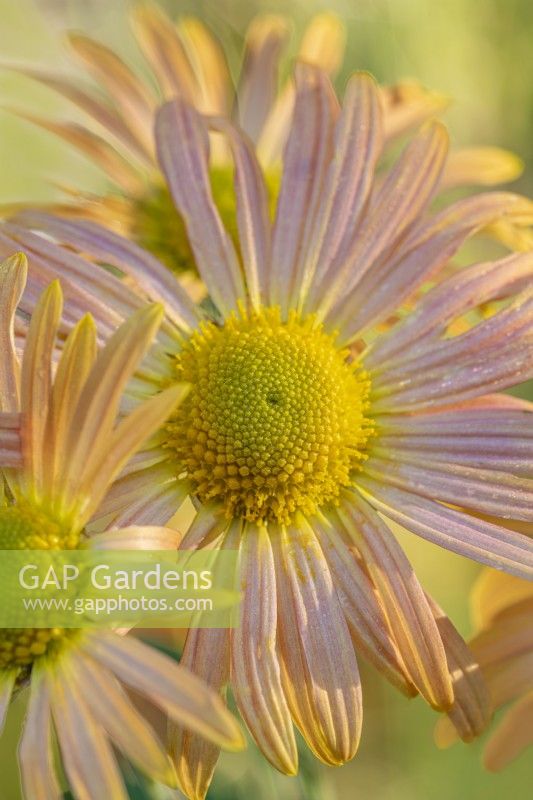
[166,308,372,525]
[0,504,80,671]
[132,167,280,277]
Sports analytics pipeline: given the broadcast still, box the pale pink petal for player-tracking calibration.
[86,631,245,750]
[170,628,229,800]
[13,211,199,332]
[20,279,62,498]
[428,596,491,745]
[371,294,533,411]
[303,72,383,312]
[179,505,229,552]
[6,110,144,193]
[257,14,345,166]
[356,478,533,579]
[209,117,271,309]
[335,199,533,343]
[50,659,129,800]
[7,63,152,162]
[372,423,533,477]
[68,33,156,157]
[177,18,232,117]
[236,16,289,142]
[231,524,297,773]
[362,452,533,520]
[316,121,449,319]
[0,412,22,467]
[155,98,245,314]
[58,304,164,517]
[78,384,187,521]
[93,462,186,527]
[19,668,61,800]
[1,223,141,328]
[365,230,533,370]
[273,518,362,765]
[338,494,453,710]
[313,510,416,697]
[269,62,339,316]
[132,4,198,103]
[67,650,176,785]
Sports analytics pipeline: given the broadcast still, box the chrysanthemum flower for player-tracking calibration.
[5,2,524,280]
[437,566,533,771]
[0,253,244,799]
[3,66,533,798]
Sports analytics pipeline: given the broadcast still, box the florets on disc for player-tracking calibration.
[0,503,80,671]
[166,307,372,524]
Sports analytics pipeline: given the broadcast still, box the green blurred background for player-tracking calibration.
[0,1,532,798]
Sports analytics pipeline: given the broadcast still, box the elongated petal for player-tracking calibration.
[89,525,181,551]
[0,670,16,734]
[338,494,454,710]
[232,524,297,773]
[20,279,62,500]
[170,627,229,800]
[155,98,245,313]
[6,109,144,193]
[371,295,533,412]
[78,383,188,523]
[177,18,231,117]
[317,121,449,319]
[68,650,176,785]
[19,668,61,800]
[50,659,128,800]
[483,692,533,771]
[86,630,245,750]
[97,469,187,528]
[59,303,163,515]
[237,16,289,142]
[13,211,199,332]
[365,253,533,373]
[256,13,345,166]
[471,568,533,630]
[362,452,533,520]
[209,117,271,309]
[356,478,533,579]
[42,314,97,500]
[381,80,449,142]
[270,63,338,315]
[303,72,383,311]
[68,33,156,156]
[313,510,416,696]
[132,4,198,102]
[273,518,362,765]
[428,596,491,745]
[442,147,523,189]
[0,253,26,412]
[0,412,22,468]
[365,217,533,369]
[7,62,151,160]
[2,222,143,328]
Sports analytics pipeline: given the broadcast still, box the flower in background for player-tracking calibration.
[436,567,533,771]
[4,2,524,284]
[0,253,244,799]
[3,66,533,798]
